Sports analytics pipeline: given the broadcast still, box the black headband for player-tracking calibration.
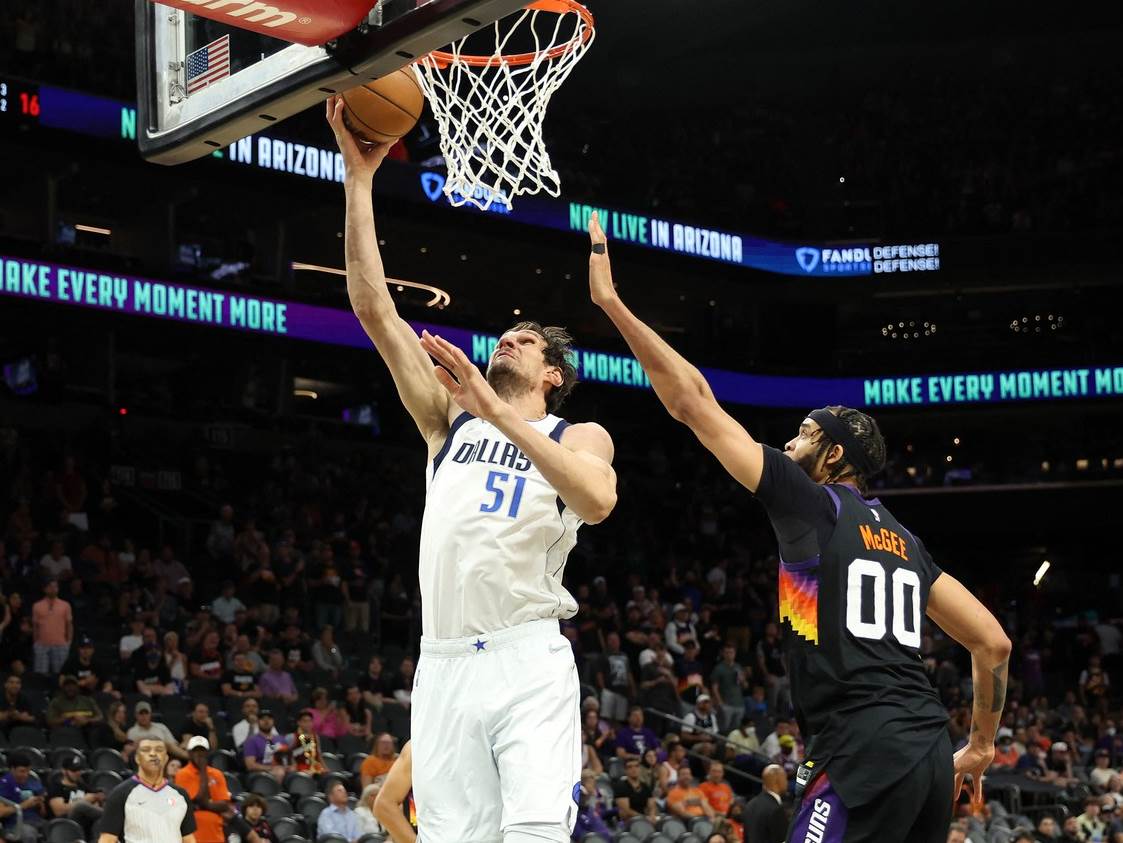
[807,408,877,478]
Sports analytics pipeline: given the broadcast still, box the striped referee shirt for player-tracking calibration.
[102,776,197,843]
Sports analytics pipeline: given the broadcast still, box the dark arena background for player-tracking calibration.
[1,1,1123,842]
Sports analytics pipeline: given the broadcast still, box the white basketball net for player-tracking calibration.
[412,2,594,212]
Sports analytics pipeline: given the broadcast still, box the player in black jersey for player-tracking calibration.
[588,214,1012,843]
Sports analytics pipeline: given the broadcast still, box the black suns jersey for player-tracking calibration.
[754,445,948,807]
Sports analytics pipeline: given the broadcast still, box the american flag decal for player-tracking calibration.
[186,34,231,94]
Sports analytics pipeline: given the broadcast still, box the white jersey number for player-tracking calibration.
[845,558,922,648]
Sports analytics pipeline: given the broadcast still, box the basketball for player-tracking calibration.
[341,69,425,146]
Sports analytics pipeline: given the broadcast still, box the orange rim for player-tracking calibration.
[425,0,594,69]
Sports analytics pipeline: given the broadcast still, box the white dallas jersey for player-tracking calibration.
[419,411,582,639]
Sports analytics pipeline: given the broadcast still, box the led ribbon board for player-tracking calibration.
[3,256,1121,408]
[8,79,940,278]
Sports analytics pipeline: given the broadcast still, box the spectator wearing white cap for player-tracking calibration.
[681,694,720,755]
[665,603,696,656]
[176,737,230,843]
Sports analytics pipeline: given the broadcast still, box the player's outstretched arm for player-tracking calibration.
[926,572,1011,804]
[374,742,416,843]
[588,212,764,492]
[419,331,617,523]
[328,97,450,448]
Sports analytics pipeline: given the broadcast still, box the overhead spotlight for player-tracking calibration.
[945,455,952,462]
[420,246,428,254]
[378,239,386,246]
[459,254,468,261]
[953,437,960,445]
[396,285,404,292]
[513,308,521,315]
[75,224,112,236]
[293,389,318,399]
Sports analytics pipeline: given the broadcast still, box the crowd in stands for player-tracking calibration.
[0,411,1120,843]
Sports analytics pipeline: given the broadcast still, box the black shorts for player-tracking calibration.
[786,732,953,843]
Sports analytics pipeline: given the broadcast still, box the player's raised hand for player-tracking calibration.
[326,96,392,182]
[419,330,504,421]
[588,211,618,309]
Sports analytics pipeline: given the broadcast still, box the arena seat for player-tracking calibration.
[248,771,282,796]
[646,834,673,843]
[334,734,369,758]
[91,748,129,773]
[209,749,237,771]
[626,817,655,839]
[321,752,345,773]
[266,794,293,821]
[12,746,48,768]
[224,771,243,796]
[688,818,713,839]
[298,795,328,826]
[284,771,318,798]
[48,728,89,751]
[45,818,84,843]
[92,770,123,792]
[317,835,350,843]
[355,834,386,843]
[9,726,48,749]
[272,816,305,841]
[346,753,368,775]
[580,834,610,843]
[675,834,700,843]
[658,818,686,838]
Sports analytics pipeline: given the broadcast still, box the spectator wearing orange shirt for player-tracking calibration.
[667,766,716,821]
[699,762,734,818]
[360,733,399,787]
[32,578,72,674]
[175,737,231,843]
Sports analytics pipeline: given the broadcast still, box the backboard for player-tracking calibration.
[135,0,528,165]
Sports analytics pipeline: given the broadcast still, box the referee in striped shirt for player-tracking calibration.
[98,738,197,843]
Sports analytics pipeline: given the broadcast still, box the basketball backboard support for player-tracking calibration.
[135,0,528,165]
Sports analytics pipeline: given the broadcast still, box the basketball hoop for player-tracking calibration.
[412,0,595,212]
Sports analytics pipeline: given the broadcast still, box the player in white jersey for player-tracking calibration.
[328,98,618,843]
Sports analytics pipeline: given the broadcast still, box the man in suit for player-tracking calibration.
[743,764,787,843]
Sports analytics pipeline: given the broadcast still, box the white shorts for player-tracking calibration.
[411,618,581,843]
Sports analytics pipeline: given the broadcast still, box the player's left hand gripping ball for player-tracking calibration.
[420,330,504,421]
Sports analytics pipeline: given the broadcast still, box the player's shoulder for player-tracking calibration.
[558,420,614,458]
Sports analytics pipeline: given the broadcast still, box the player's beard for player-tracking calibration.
[486,360,535,403]
[792,448,819,480]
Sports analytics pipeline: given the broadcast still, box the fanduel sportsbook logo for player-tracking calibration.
[418,171,511,215]
[795,247,820,273]
[796,246,873,275]
[180,0,301,28]
[420,172,445,202]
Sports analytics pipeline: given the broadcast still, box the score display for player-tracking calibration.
[0,78,41,121]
